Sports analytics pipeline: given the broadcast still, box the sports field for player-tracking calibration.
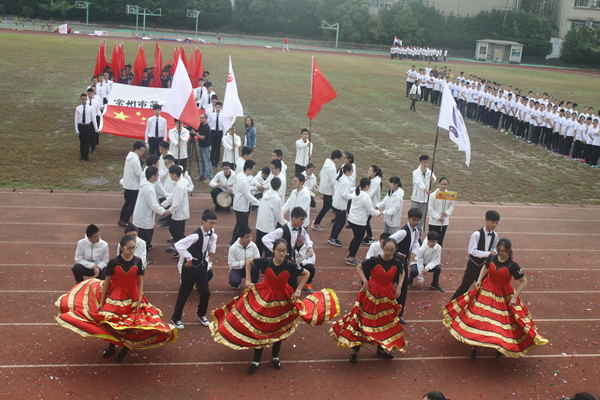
[0,30,599,204]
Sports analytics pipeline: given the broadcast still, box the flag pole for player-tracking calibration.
[422,126,440,237]
[308,56,314,155]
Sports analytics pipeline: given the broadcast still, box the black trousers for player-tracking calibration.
[406,81,412,97]
[229,264,260,288]
[95,116,101,146]
[169,219,186,244]
[119,189,139,223]
[78,123,94,160]
[171,262,211,320]
[314,194,333,225]
[302,263,316,284]
[138,227,154,248]
[330,208,346,240]
[348,222,367,258]
[148,137,162,156]
[451,257,485,300]
[230,210,250,245]
[210,188,232,211]
[590,145,600,166]
[255,229,271,257]
[254,341,282,363]
[175,157,188,173]
[210,130,222,166]
[428,224,448,246]
[72,263,106,283]
[395,260,409,317]
[563,136,574,156]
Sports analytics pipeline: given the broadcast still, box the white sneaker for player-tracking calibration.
[171,319,184,330]
[198,315,210,326]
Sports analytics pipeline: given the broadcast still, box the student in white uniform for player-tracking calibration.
[346,178,380,266]
[222,125,241,164]
[366,232,390,260]
[302,162,318,208]
[363,165,382,245]
[71,224,109,283]
[427,177,455,247]
[119,141,146,227]
[132,166,169,251]
[231,160,261,245]
[294,128,313,174]
[161,165,191,257]
[169,119,190,172]
[209,162,236,212]
[117,225,147,268]
[311,150,342,231]
[408,231,444,292]
[293,237,316,293]
[145,104,168,156]
[282,174,311,228]
[228,226,261,289]
[328,164,353,247]
[255,177,286,257]
[411,155,435,236]
[375,176,404,235]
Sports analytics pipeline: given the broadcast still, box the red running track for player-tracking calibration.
[0,189,599,399]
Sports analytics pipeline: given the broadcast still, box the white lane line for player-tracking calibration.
[1,264,599,272]
[0,241,598,252]
[0,353,597,369]
[2,318,598,327]
[2,289,599,295]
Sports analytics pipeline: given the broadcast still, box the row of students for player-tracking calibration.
[391,46,446,62]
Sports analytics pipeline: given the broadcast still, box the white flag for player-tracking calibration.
[162,55,200,128]
[221,56,244,134]
[437,83,471,166]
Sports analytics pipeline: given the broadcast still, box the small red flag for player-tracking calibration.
[132,44,147,86]
[149,46,163,88]
[110,43,120,83]
[99,41,109,74]
[188,50,197,88]
[195,49,204,83]
[94,47,102,78]
[171,48,180,76]
[307,57,337,120]
[180,46,190,74]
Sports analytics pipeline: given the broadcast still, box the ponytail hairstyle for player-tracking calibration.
[388,176,402,196]
[336,163,353,181]
[371,165,383,189]
[497,237,513,260]
[356,177,371,196]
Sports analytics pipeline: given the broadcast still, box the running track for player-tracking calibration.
[1,189,599,399]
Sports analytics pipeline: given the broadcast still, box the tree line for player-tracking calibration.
[3,0,563,59]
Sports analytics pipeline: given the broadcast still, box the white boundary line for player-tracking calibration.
[2,289,599,294]
[1,318,597,327]
[0,353,596,369]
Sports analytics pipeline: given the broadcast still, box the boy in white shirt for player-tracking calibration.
[312,150,342,231]
[169,119,190,172]
[72,224,109,283]
[283,173,311,228]
[294,128,313,174]
[411,155,436,236]
[302,163,318,208]
[255,177,286,257]
[366,232,390,260]
[272,149,287,177]
[222,125,241,164]
[228,226,260,289]
[209,161,236,212]
[294,238,316,293]
[118,225,148,268]
[408,231,444,292]
[119,141,146,227]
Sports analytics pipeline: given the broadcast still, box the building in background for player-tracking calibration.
[369,0,519,17]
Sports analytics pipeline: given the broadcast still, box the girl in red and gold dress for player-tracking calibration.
[55,235,177,362]
[331,237,407,363]
[210,238,339,374]
[442,238,548,359]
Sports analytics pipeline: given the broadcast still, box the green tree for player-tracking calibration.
[23,5,34,18]
[315,0,370,43]
[560,26,600,65]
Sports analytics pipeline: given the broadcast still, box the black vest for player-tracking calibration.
[396,224,414,257]
[187,228,213,266]
[473,228,495,261]
[281,224,303,262]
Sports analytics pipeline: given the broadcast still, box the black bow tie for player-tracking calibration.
[205,232,212,237]
[292,228,299,231]
[487,232,493,236]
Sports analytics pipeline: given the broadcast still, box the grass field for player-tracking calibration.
[1,31,599,204]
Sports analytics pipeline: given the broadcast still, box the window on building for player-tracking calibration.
[479,46,487,55]
[574,0,590,7]
[571,21,586,28]
[592,22,600,30]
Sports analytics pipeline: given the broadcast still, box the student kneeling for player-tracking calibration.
[408,231,445,292]
[228,226,260,289]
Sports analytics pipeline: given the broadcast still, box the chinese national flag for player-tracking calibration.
[307,57,337,120]
[132,44,147,86]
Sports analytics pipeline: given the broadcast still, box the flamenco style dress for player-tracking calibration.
[330,256,407,352]
[55,255,177,349]
[442,255,548,357]
[210,258,339,350]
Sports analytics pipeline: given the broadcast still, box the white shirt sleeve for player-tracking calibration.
[174,233,200,262]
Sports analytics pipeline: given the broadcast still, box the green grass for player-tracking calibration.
[1,31,599,204]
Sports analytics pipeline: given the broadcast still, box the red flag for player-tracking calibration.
[195,49,204,87]
[149,46,163,88]
[180,46,189,74]
[163,55,200,128]
[189,51,197,88]
[119,43,125,74]
[171,48,179,76]
[94,47,102,77]
[99,41,109,74]
[111,43,120,83]
[132,44,147,86]
[307,57,337,120]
